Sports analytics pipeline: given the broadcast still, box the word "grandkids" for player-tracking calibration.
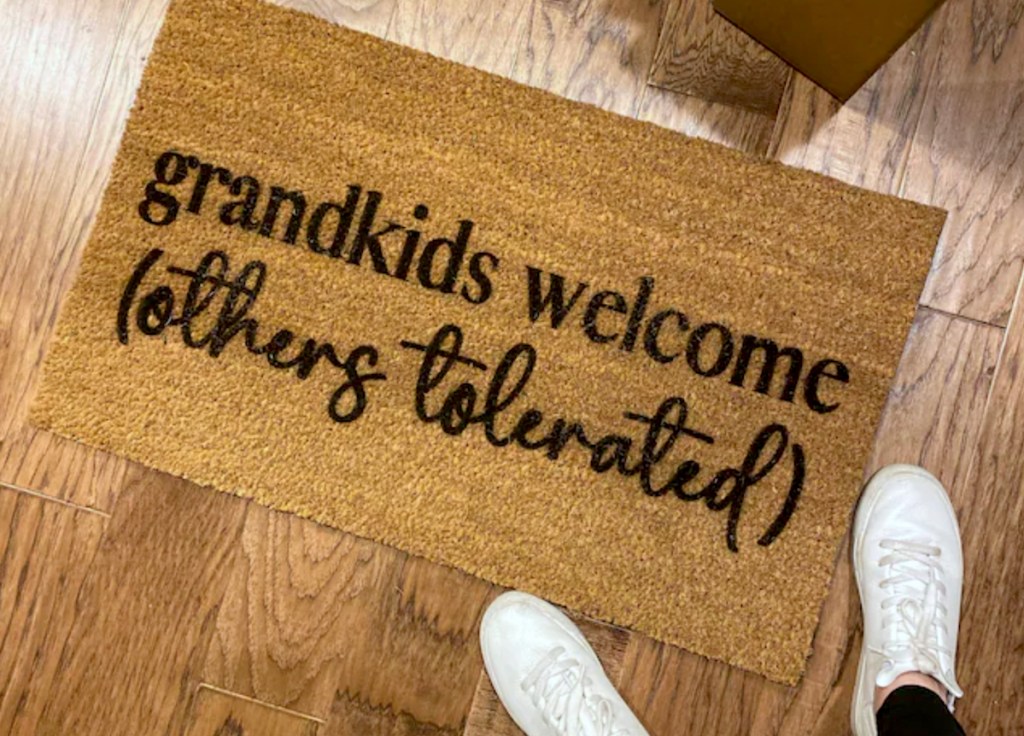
[137,149,500,307]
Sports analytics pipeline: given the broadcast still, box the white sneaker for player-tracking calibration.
[480,591,649,736]
[851,464,964,736]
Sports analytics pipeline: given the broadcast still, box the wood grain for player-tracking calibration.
[904,0,1024,325]
[637,84,776,156]
[323,694,460,736]
[618,635,790,736]
[185,685,321,736]
[954,292,1024,734]
[0,0,167,508]
[0,0,167,439]
[510,0,664,116]
[203,509,494,730]
[203,512,399,718]
[648,0,791,115]
[277,0,397,34]
[767,10,945,188]
[385,0,527,74]
[867,308,1002,492]
[770,0,1024,328]
[32,470,249,734]
[0,428,130,511]
[0,0,125,444]
[0,488,106,735]
[637,0,787,158]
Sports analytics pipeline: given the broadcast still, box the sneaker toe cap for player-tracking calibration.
[856,466,962,566]
[480,593,588,692]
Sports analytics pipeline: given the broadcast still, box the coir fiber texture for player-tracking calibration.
[30,0,944,684]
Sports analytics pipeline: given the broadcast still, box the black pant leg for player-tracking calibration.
[876,685,966,736]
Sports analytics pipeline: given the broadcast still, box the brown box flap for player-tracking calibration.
[713,0,946,100]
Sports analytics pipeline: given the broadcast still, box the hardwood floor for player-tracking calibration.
[1,0,1022,733]
[648,0,791,115]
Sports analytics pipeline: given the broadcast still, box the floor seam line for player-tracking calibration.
[919,303,1007,330]
[196,683,328,724]
[0,480,111,517]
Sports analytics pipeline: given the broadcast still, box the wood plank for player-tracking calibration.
[0,0,167,508]
[203,513,397,719]
[616,307,1003,735]
[767,11,945,188]
[278,0,397,35]
[323,694,459,736]
[31,471,248,733]
[358,556,495,730]
[866,309,1002,491]
[771,0,1024,327]
[678,0,944,197]
[903,0,1024,325]
[385,0,528,74]
[617,635,789,736]
[648,0,791,115]
[954,287,1024,731]
[637,84,776,156]
[463,613,631,736]
[203,508,494,730]
[0,428,130,512]
[0,487,106,735]
[184,685,321,736]
[509,0,664,116]
[0,0,165,438]
[0,0,123,443]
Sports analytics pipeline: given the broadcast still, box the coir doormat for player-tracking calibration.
[31,0,944,684]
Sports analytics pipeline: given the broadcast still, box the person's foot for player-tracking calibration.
[480,591,649,736]
[851,464,964,736]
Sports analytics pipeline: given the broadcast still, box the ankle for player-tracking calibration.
[874,672,948,713]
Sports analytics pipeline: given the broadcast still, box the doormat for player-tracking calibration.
[30,0,944,685]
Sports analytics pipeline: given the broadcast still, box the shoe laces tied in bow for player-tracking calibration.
[873,539,963,702]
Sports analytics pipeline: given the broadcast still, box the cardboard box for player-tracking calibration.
[712,0,947,100]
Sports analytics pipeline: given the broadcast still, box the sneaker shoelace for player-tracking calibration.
[520,646,631,736]
[873,539,963,699]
